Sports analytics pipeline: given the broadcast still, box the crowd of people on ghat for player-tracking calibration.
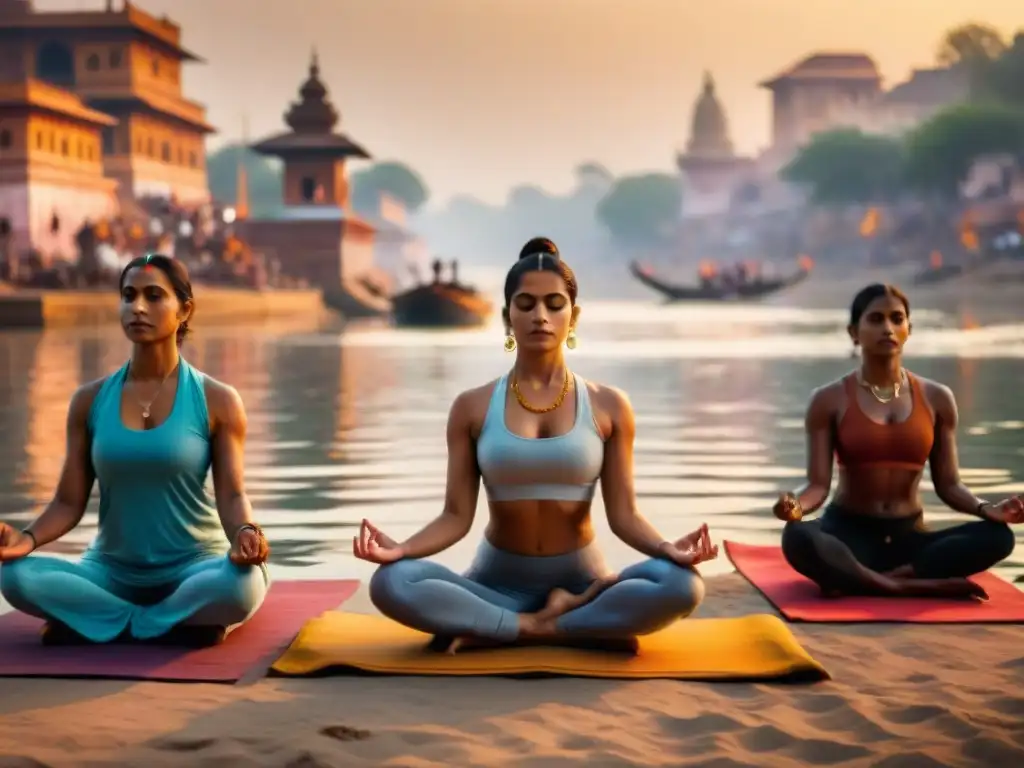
[0,239,1021,651]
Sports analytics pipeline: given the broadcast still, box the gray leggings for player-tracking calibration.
[369,539,705,642]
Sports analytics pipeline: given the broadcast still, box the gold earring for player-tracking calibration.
[504,333,516,352]
[566,329,577,350]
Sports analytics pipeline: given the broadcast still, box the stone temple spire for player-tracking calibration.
[684,71,734,159]
[284,48,340,134]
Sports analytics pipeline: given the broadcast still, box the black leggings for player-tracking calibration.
[782,504,1016,593]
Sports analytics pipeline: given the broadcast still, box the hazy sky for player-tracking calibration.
[35,0,1024,207]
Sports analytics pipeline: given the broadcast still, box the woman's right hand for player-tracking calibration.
[352,519,405,564]
[0,524,35,562]
[773,493,802,522]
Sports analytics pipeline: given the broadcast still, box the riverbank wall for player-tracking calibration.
[0,286,331,329]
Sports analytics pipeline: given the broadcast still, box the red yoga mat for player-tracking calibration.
[725,540,1024,623]
[0,579,358,682]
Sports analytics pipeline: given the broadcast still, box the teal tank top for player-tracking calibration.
[83,359,228,585]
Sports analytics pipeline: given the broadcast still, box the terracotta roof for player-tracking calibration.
[0,4,202,61]
[250,52,369,159]
[760,52,881,89]
[250,131,370,158]
[0,79,117,126]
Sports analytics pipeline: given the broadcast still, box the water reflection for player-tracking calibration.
[0,303,1023,592]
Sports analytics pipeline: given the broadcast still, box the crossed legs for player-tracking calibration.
[781,515,1014,599]
[0,553,269,644]
[369,555,704,646]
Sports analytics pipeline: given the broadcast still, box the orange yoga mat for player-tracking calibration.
[270,610,828,681]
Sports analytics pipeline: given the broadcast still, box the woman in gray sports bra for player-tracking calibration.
[354,237,718,652]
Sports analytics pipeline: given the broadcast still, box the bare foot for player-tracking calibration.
[894,577,988,601]
[434,635,506,655]
[539,577,618,620]
[883,564,915,579]
[439,578,623,655]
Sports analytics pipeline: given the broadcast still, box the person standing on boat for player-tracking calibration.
[354,236,717,652]
[0,254,270,647]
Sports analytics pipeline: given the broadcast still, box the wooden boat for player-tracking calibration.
[629,257,812,302]
[390,281,493,328]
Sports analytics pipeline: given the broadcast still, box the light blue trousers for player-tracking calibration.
[0,553,269,643]
[369,539,704,642]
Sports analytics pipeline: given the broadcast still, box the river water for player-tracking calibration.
[1,301,1024,604]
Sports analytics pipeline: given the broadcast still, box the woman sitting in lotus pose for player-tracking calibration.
[0,254,270,647]
[353,237,717,652]
[776,283,1021,599]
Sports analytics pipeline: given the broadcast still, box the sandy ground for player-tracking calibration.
[1,574,1023,768]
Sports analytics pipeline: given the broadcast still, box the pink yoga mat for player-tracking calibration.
[0,579,358,682]
[725,540,1024,623]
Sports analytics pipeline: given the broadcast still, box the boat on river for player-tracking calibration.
[629,256,813,302]
[390,282,493,328]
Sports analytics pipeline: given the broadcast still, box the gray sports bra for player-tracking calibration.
[476,373,605,502]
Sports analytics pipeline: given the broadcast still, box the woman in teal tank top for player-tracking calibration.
[0,255,270,647]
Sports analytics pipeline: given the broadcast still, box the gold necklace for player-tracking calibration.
[128,362,178,419]
[511,369,571,414]
[857,368,906,404]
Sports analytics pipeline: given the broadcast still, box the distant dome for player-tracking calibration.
[685,72,734,159]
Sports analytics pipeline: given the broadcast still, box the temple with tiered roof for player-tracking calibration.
[243,52,388,316]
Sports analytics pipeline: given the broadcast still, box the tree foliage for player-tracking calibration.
[350,161,430,214]
[781,129,906,205]
[206,144,283,216]
[937,22,1007,66]
[903,102,1024,199]
[980,31,1024,106]
[595,173,682,244]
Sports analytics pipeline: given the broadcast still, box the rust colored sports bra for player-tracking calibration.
[834,372,935,470]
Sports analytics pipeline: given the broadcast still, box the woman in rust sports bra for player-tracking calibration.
[775,283,1023,599]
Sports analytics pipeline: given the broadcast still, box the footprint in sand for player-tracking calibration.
[285,752,335,768]
[319,725,372,742]
[655,712,745,739]
[871,754,949,768]
[153,737,218,752]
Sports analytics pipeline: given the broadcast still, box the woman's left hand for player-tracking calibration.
[987,497,1024,525]
[659,523,719,567]
[231,525,270,565]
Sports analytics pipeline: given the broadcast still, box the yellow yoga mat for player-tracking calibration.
[271,611,829,681]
